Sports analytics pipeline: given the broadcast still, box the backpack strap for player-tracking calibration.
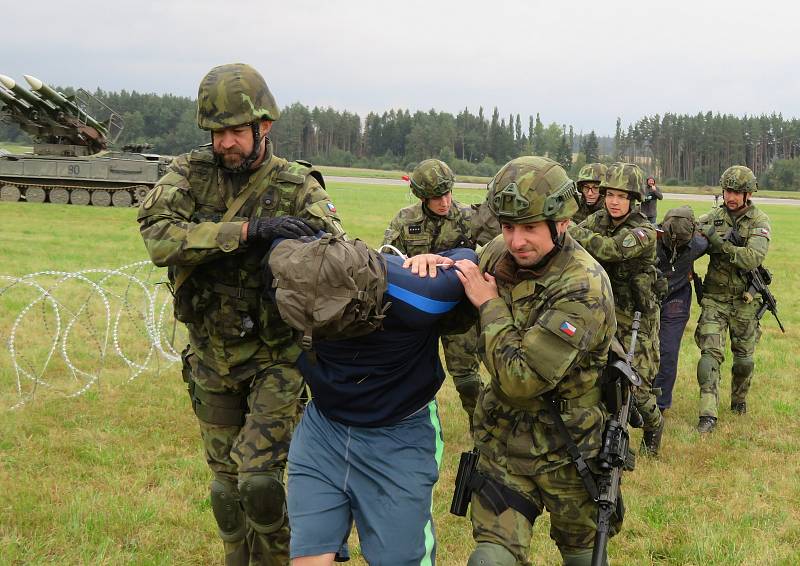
[301,234,333,351]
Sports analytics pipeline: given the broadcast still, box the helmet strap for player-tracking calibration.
[213,122,264,173]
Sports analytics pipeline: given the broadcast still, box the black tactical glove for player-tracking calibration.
[247,216,316,245]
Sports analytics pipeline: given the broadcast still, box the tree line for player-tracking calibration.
[614,112,800,189]
[2,86,799,189]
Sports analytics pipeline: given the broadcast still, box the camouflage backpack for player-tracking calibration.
[469,198,502,247]
[268,235,390,349]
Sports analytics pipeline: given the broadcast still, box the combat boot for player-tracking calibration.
[731,402,747,415]
[697,416,717,434]
[640,417,665,457]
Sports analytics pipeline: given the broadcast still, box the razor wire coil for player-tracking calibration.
[1,260,182,410]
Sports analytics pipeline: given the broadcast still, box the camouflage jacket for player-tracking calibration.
[137,142,344,379]
[382,200,475,256]
[698,204,771,298]
[570,208,660,321]
[572,195,605,225]
[475,234,616,475]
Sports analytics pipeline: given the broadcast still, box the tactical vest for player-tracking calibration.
[585,209,660,316]
[171,147,326,374]
[393,202,475,256]
[700,205,771,298]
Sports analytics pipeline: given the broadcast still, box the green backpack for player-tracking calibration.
[268,235,390,349]
[469,198,502,247]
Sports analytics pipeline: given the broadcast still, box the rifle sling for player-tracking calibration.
[173,162,281,295]
[543,391,600,502]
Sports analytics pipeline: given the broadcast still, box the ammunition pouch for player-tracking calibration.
[170,266,208,325]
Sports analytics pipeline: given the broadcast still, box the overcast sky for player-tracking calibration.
[3,0,798,135]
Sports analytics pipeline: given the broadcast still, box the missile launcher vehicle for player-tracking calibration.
[0,74,172,206]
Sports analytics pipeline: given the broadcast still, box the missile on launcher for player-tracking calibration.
[0,74,58,114]
[24,75,108,135]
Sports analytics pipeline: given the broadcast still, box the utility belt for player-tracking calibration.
[703,280,748,298]
[451,389,603,521]
[490,382,601,414]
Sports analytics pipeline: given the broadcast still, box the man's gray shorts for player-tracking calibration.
[288,400,443,563]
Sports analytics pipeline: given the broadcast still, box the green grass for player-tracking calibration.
[1,188,799,565]
[0,142,33,154]
[316,165,492,185]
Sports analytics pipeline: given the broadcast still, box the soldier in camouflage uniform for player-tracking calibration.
[452,156,619,566]
[137,63,345,566]
[694,166,771,433]
[570,163,665,457]
[572,163,607,224]
[383,159,483,425]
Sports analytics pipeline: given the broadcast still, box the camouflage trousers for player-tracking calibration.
[441,326,483,425]
[617,310,663,432]
[470,455,619,565]
[694,295,761,418]
[184,350,304,566]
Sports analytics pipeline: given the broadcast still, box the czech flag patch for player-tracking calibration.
[327,202,337,213]
[560,321,577,336]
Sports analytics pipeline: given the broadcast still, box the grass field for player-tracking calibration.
[1,185,799,565]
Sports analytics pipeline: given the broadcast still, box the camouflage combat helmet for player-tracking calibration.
[488,156,578,223]
[409,159,455,199]
[662,205,696,248]
[600,162,644,201]
[197,63,280,130]
[577,163,608,186]
[720,165,758,193]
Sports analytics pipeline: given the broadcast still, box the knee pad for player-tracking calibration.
[210,478,246,542]
[467,542,516,566]
[697,355,720,382]
[239,472,286,534]
[732,358,754,379]
[562,548,600,566]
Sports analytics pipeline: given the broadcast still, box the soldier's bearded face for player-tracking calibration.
[723,189,747,211]
[502,221,555,267]
[604,189,631,219]
[426,192,453,216]
[211,121,272,170]
[581,183,600,205]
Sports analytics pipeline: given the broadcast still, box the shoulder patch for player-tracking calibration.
[751,226,770,237]
[408,225,422,235]
[622,233,637,248]
[632,228,649,244]
[142,185,163,210]
[714,219,724,226]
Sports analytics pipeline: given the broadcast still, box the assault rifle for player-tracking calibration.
[725,229,786,333]
[746,266,785,333]
[592,312,643,566]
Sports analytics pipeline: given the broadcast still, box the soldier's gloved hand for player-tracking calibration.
[702,224,724,250]
[247,216,315,245]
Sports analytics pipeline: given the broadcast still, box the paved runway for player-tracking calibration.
[326,176,800,206]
